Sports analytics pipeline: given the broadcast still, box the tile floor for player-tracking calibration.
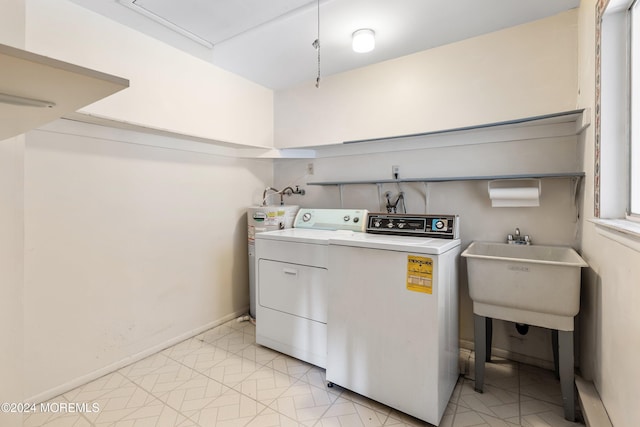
[25,319,585,427]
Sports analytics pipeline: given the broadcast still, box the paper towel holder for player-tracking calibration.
[488,179,541,207]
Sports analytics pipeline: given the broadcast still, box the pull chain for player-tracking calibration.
[313,0,320,88]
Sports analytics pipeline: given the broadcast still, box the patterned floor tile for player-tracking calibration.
[125,356,202,396]
[520,397,564,417]
[267,380,342,425]
[385,409,434,427]
[236,343,282,366]
[118,353,177,382]
[339,389,393,417]
[196,324,236,343]
[232,366,299,405]
[82,381,160,425]
[246,408,303,427]
[469,356,519,391]
[155,371,230,415]
[517,365,564,407]
[229,318,257,336]
[184,388,266,427]
[200,352,261,388]
[206,330,255,354]
[520,409,584,427]
[451,409,493,427]
[63,372,134,405]
[161,337,212,362]
[176,342,234,373]
[296,366,332,392]
[109,399,190,427]
[36,319,587,427]
[315,397,388,427]
[265,354,313,379]
[35,414,92,427]
[458,382,519,420]
[23,395,69,427]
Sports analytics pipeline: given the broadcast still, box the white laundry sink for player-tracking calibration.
[461,242,588,330]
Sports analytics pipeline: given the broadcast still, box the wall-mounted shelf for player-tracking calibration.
[37,108,588,161]
[0,43,129,141]
[294,109,589,159]
[307,172,585,186]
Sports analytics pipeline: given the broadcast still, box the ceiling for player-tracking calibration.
[70,0,580,90]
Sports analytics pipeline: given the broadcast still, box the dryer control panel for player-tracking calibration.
[366,213,459,239]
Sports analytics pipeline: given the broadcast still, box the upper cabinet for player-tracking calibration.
[0,43,129,141]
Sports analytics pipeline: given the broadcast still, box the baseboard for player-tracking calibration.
[459,339,555,371]
[575,376,613,427]
[25,308,248,404]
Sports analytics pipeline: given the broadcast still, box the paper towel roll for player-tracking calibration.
[489,187,540,207]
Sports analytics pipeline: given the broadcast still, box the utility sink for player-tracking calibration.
[461,241,588,331]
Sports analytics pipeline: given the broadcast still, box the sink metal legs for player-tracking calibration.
[473,314,488,393]
[558,330,575,421]
[473,314,575,422]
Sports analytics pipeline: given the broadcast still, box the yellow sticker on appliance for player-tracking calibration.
[406,255,433,294]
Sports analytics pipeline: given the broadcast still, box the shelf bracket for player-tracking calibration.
[571,176,583,223]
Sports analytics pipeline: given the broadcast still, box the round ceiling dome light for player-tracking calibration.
[352,28,375,53]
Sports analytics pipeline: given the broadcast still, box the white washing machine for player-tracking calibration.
[255,208,368,368]
[326,213,461,426]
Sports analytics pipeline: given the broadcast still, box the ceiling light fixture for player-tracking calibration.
[0,93,55,108]
[352,28,375,53]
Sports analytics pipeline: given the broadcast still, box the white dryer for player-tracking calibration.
[255,208,367,368]
[326,213,461,426]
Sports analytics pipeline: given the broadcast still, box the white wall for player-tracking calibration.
[0,2,25,426]
[0,0,25,48]
[0,136,25,427]
[23,124,272,400]
[577,1,640,425]
[275,134,582,365]
[275,10,578,148]
[24,0,274,148]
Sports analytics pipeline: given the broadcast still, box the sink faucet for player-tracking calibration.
[507,227,531,245]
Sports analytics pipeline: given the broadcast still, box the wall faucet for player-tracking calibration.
[262,187,281,206]
[262,186,306,206]
[507,227,531,245]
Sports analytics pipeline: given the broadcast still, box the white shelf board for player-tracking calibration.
[0,43,129,141]
[300,109,588,158]
[307,172,585,186]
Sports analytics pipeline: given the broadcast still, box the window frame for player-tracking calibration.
[630,0,640,217]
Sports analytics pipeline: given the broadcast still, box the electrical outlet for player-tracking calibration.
[307,163,314,175]
[392,165,400,179]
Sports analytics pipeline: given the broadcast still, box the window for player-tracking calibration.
[631,0,640,216]
[598,0,639,220]
[594,0,640,248]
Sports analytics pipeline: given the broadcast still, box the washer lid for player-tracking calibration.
[328,233,461,255]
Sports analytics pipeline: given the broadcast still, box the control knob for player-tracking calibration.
[302,213,312,222]
[434,220,445,230]
[343,215,350,222]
